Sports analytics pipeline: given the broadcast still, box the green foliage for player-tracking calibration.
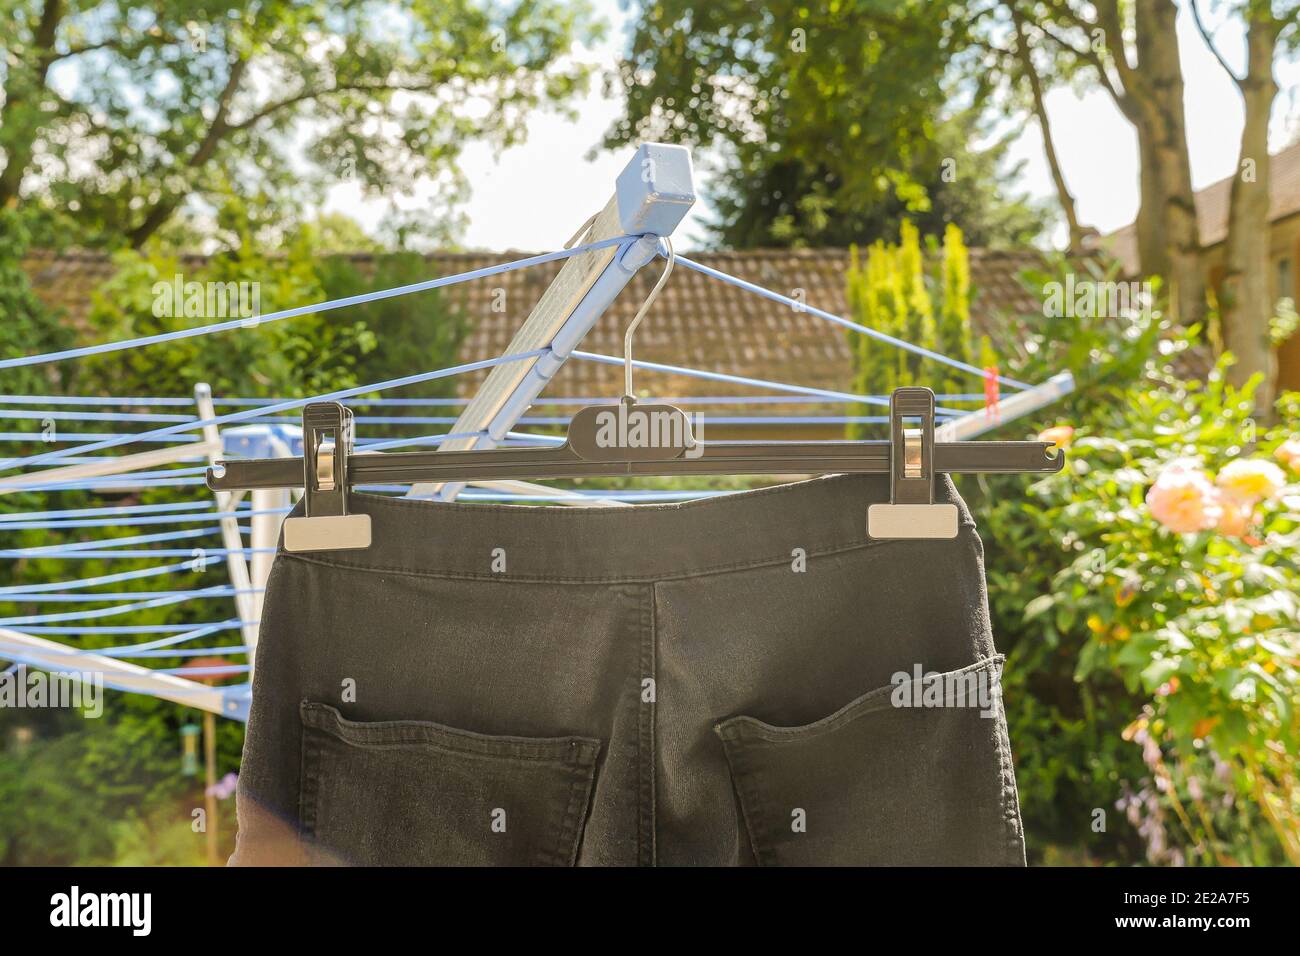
[897,221,937,380]
[105,797,239,867]
[314,251,469,430]
[0,209,75,396]
[607,1,1047,249]
[0,476,250,866]
[975,459,1151,862]
[962,261,1167,863]
[79,216,377,401]
[846,242,898,417]
[0,693,243,865]
[995,258,1166,396]
[1,0,598,249]
[1023,372,1299,865]
[938,223,974,398]
[303,214,385,255]
[958,255,1299,864]
[845,221,972,439]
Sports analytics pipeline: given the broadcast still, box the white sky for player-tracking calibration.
[323,0,1300,253]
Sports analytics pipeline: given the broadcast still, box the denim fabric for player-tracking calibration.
[229,473,1026,867]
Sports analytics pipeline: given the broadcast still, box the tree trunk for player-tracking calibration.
[1135,122,1170,279]
[1135,1,1205,327]
[1013,11,1087,252]
[127,57,248,248]
[1220,21,1279,412]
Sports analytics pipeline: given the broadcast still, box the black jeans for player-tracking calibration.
[230,474,1026,866]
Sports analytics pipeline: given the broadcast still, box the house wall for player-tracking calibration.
[1272,215,1300,392]
[1204,212,1300,392]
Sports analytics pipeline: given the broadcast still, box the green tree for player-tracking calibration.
[0,0,598,250]
[846,221,976,438]
[0,209,74,396]
[303,213,385,255]
[993,1,1206,326]
[938,222,974,398]
[80,214,375,400]
[897,220,936,382]
[605,1,1047,249]
[314,250,469,436]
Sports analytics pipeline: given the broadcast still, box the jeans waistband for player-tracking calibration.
[277,473,978,583]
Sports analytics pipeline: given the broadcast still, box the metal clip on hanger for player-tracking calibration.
[280,402,372,552]
[207,241,1064,552]
[867,387,956,539]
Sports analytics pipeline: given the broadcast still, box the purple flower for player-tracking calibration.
[205,771,238,800]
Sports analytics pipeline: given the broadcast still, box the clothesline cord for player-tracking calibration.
[671,253,1032,390]
[0,349,548,475]
[0,236,635,372]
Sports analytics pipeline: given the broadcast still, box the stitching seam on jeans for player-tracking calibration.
[718,740,777,866]
[717,655,1006,743]
[299,702,599,761]
[538,754,594,866]
[640,584,657,867]
[298,728,321,841]
[559,760,600,866]
[991,697,1026,864]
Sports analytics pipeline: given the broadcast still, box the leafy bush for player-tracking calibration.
[1023,373,1298,864]
[314,250,468,438]
[79,233,374,401]
[986,255,1165,397]
[0,209,75,396]
[845,221,973,438]
[963,255,1297,864]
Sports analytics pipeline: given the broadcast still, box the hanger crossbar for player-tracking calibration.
[211,433,1062,490]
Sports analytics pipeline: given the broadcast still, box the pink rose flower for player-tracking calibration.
[1145,463,1222,533]
[1037,425,1075,450]
[1215,497,1252,538]
[1272,437,1300,474]
[1216,458,1286,505]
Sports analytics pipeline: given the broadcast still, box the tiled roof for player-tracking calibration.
[1098,140,1300,275]
[21,247,1049,406]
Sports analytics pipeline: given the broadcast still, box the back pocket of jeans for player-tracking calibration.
[298,701,601,866]
[714,656,1023,866]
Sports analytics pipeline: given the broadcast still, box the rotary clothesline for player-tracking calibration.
[0,225,1034,480]
[0,347,990,479]
[0,156,1073,720]
[0,409,986,427]
[9,389,1070,688]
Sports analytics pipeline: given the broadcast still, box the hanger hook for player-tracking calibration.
[623,236,675,402]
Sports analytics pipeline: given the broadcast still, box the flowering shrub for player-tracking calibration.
[951,256,1293,864]
[1021,369,1299,864]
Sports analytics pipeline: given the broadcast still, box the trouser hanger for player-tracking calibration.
[208,239,1063,552]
